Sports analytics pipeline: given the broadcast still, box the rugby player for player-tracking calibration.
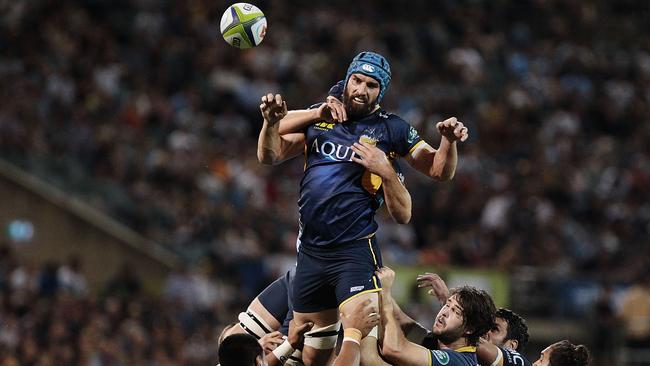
[377,267,496,365]
[532,340,589,366]
[257,51,469,366]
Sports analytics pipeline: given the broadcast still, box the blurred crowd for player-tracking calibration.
[0,245,235,366]
[1,0,649,302]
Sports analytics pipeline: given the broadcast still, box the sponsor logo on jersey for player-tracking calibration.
[311,138,357,161]
[432,350,450,365]
[314,121,335,131]
[408,126,419,144]
[350,285,365,293]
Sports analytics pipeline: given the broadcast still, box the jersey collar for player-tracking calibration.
[455,346,477,353]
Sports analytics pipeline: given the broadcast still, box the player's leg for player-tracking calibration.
[336,236,385,366]
[292,249,340,366]
[223,270,293,340]
[293,309,339,366]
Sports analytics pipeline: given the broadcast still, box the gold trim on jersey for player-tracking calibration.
[455,346,477,353]
[408,140,427,156]
[338,288,382,310]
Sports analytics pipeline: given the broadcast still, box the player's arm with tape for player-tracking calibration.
[476,337,506,366]
[406,117,468,181]
[265,320,313,366]
[377,267,433,366]
[351,141,412,224]
[258,93,306,165]
[330,299,380,366]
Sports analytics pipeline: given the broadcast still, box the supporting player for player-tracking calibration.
[532,340,590,366]
[377,266,496,366]
[257,51,469,366]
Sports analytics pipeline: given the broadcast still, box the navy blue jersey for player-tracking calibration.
[297,108,423,247]
[430,347,479,366]
[495,347,532,366]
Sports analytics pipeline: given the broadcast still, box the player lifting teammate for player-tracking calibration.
[258,51,469,366]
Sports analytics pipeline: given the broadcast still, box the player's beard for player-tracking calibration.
[343,88,376,120]
[433,323,465,345]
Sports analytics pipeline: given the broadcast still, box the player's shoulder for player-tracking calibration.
[378,109,409,125]
[499,347,532,366]
[431,348,477,366]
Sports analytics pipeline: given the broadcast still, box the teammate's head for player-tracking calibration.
[533,340,590,366]
[344,51,391,118]
[489,308,529,351]
[432,286,496,347]
[218,322,240,345]
[218,333,266,366]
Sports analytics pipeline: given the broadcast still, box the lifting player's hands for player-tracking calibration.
[287,319,314,350]
[339,299,380,338]
[260,93,288,125]
[259,331,285,353]
[375,266,396,292]
[436,117,469,142]
[351,141,393,179]
[416,272,449,305]
[317,96,347,123]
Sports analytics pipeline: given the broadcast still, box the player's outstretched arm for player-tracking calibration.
[377,267,432,366]
[406,117,468,181]
[278,96,347,135]
[257,93,306,165]
[332,299,380,366]
[351,141,412,224]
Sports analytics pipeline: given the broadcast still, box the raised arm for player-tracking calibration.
[406,117,468,181]
[332,299,380,366]
[351,141,412,224]
[278,96,347,135]
[376,267,433,366]
[257,93,306,165]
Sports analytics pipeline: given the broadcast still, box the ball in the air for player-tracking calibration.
[220,3,267,49]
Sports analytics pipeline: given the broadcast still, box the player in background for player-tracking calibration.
[532,340,590,366]
[377,267,496,366]
[218,333,267,366]
[258,51,468,366]
[417,272,533,366]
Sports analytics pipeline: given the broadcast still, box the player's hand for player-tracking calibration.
[376,266,396,292]
[351,141,393,179]
[339,299,380,338]
[317,96,347,123]
[416,273,449,304]
[259,331,285,353]
[288,319,313,350]
[436,117,468,142]
[260,93,288,125]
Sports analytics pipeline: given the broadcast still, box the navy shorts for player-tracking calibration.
[292,236,383,313]
[257,267,295,335]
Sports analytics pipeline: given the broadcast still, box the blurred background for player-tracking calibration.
[1,0,649,365]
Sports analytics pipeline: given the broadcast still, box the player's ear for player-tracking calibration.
[506,339,519,351]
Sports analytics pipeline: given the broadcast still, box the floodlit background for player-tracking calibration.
[1,0,649,365]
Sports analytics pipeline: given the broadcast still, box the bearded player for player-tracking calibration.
[258,51,468,366]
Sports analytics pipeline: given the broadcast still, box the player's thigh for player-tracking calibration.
[339,291,379,321]
[360,336,392,366]
[248,297,282,331]
[293,309,339,366]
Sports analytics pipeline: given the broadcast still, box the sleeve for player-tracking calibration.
[500,348,530,366]
[390,117,425,157]
[430,349,458,366]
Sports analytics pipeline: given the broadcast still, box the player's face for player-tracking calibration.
[532,345,553,366]
[344,73,380,118]
[487,317,508,346]
[432,295,465,342]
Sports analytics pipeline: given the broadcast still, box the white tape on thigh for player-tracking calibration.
[238,310,272,339]
[366,326,378,339]
[303,322,340,349]
[285,350,303,365]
